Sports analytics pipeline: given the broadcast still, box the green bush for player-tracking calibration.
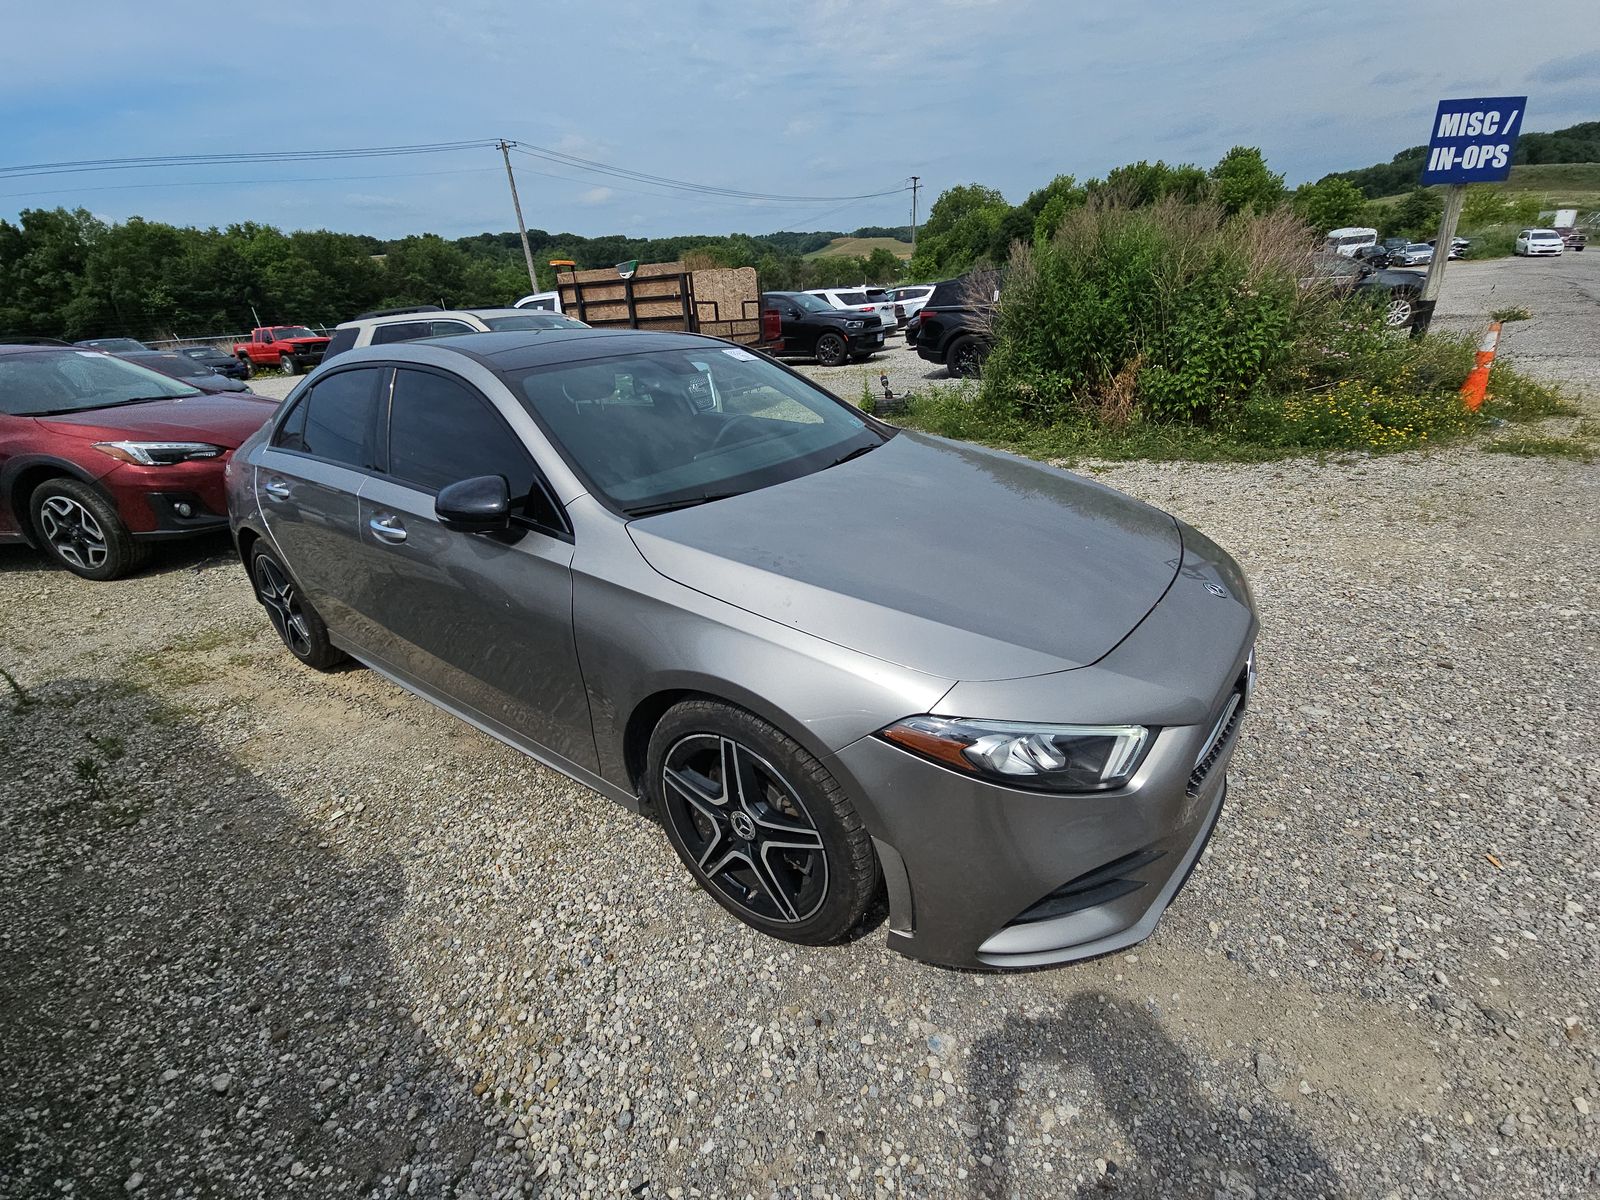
[896,200,1575,462]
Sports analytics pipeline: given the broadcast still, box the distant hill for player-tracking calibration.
[804,236,916,261]
[1327,120,1600,198]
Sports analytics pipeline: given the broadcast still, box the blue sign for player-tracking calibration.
[1420,97,1526,185]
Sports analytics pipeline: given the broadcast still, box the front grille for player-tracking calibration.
[1010,847,1166,925]
[1188,680,1247,797]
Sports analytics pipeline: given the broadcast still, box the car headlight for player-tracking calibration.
[93,441,224,466]
[845,320,863,330]
[879,716,1152,792]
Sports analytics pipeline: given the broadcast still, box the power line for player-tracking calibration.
[505,141,907,203]
[0,165,503,201]
[0,141,497,181]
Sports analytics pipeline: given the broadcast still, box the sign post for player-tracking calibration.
[1413,96,1527,334]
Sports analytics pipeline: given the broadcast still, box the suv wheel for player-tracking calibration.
[814,333,847,368]
[250,547,345,670]
[279,354,299,376]
[29,478,148,581]
[1383,292,1417,328]
[648,699,879,945]
[947,335,986,378]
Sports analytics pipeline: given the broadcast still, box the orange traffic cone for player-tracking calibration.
[1460,320,1501,412]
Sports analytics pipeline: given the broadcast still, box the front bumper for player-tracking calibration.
[105,458,232,536]
[833,688,1243,970]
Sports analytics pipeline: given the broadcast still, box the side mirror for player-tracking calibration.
[436,474,511,533]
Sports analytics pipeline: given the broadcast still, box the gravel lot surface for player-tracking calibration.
[2,258,1596,1198]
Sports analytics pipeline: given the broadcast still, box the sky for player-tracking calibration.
[2,0,1596,241]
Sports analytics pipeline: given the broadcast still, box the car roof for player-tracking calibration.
[0,343,96,358]
[329,328,728,372]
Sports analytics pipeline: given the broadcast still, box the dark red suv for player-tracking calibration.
[0,346,277,579]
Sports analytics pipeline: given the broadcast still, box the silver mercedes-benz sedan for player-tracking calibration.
[227,330,1257,970]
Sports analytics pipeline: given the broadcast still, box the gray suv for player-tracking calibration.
[228,329,1256,969]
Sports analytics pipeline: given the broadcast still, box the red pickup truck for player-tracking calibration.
[233,326,330,376]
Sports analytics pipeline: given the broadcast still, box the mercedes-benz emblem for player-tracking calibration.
[1204,583,1228,598]
[729,811,757,840]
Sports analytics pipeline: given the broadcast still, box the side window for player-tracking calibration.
[388,369,538,499]
[272,368,383,468]
[371,321,430,346]
[427,320,475,338]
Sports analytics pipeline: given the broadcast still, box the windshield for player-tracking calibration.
[508,345,888,514]
[272,326,318,339]
[482,313,587,331]
[835,291,869,305]
[77,338,148,353]
[135,353,211,378]
[0,351,200,416]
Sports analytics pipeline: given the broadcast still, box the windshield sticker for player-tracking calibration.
[721,347,757,361]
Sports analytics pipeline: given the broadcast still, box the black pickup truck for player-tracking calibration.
[908,272,998,378]
[757,291,885,366]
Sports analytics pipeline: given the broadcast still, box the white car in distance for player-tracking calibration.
[804,288,901,333]
[1514,229,1564,257]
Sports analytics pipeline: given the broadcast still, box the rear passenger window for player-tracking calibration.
[322,327,358,361]
[371,321,430,345]
[273,368,383,468]
[387,369,537,498]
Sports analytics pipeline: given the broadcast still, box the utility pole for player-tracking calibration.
[497,140,539,293]
[909,176,920,251]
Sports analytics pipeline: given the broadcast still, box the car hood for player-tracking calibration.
[35,393,279,448]
[285,337,329,347]
[627,431,1182,681]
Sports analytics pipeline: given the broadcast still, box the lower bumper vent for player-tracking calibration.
[1011,847,1166,926]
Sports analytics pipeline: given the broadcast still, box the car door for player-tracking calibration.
[352,364,596,772]
[779,301,817,355]
[256,365,388,639]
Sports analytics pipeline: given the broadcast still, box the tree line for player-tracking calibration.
[1325,120,1600,199]
[0,215,911,341]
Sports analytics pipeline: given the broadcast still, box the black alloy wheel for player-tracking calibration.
[648,699,879,945]
[251,547,344,670]
[947,336,985,379]
[814,332,847,367]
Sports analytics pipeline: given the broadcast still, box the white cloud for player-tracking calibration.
[579,187,614,205]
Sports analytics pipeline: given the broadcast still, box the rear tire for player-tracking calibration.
[250,546,344,670]
[28,477,148,581]
[946,335,986,378]
[647,699,879,946]
[814,333,847,368]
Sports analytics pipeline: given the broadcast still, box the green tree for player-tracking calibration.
[864,246,903,283]
[1382,187,1444,239]
[1210,146,1286,216]
[0,207,103,336]
[1291,177,1368,233]
[1090,161,1207,208]
[907,184,1011,279]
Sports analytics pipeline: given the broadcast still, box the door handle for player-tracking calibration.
[368,515,407,543]
[263,478,291,501]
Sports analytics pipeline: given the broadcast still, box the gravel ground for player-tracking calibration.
[2,259,1597,1199]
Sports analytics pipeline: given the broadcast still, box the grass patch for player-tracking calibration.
[1491,306,1532,323]
[1483,435,1596,463]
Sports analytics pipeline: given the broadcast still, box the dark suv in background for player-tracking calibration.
[758,291,885,366]
[909,273,998,378]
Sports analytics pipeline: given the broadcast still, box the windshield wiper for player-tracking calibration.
[624,492,743,518]
[828,442,880,468]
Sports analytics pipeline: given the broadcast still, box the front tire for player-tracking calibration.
[250,546,344,670]
[279,354,299,376]
[647,699,879,946]
[29,478,148,580]
[814,333,847,368]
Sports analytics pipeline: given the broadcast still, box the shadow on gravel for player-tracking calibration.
[0,529,236,580]
[965,997,1344,1199]
[0,678,508,1197]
